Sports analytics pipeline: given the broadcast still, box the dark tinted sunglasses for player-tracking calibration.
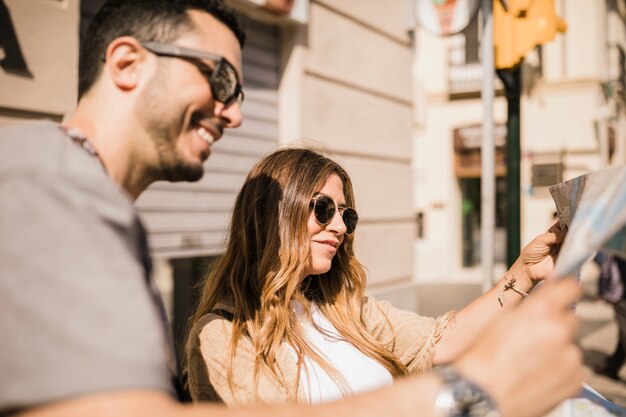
[141,41,244,106]
[310,195,359,235]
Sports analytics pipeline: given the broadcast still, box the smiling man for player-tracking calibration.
[0,1,584,417]
[70,1,244,194]
[0,0,246,412]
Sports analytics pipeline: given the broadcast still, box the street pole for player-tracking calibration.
[497,65,522,268]
[481,0,495,293]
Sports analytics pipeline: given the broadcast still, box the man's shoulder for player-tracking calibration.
[0,119,65,152]
[0,120,135,220]
[0,120,59,136]
[0,120,75,174]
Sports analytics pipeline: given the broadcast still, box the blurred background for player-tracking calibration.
[1,0,626,405]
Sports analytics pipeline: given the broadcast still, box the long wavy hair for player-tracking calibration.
[187,148,407,400]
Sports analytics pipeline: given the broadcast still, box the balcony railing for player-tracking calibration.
[447,44,503,97]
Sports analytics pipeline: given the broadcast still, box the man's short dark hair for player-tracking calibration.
[78,0,245,100]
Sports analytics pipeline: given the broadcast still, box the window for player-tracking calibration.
[416,211,425,239]
[460,177,507,267]
[0,0,32,77]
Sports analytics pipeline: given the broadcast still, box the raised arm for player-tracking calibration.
[18,279,582,417]
[434,223,566,363]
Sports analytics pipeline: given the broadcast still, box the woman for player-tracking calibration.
[185,148,564,405]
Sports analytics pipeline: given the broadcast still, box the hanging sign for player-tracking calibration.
[414,0,480,36]
[453,123,507,178]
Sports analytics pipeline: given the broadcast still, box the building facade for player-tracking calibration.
[0,0,418,332]
[413,0,626,284]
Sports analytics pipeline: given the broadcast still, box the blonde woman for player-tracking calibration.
[185,148,564,406]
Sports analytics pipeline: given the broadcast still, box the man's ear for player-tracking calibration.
[104,37,149,91]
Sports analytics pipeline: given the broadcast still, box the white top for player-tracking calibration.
[289,301,394,404]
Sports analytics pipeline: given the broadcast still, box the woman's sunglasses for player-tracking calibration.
[141,42,244,106]
[310,195,359,235]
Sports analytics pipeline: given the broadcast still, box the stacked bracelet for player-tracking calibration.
[497,274,529,307]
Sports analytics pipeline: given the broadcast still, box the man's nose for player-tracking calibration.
[215,100,243,128]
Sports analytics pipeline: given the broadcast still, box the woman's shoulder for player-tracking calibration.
[195,309,233,332]
[187,310,239,353]
[360,295,391,315]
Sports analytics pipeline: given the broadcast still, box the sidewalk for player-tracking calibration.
[576,298,626,407]
[414,280,626,407]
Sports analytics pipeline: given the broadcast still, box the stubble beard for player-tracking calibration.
[136,67,205,183]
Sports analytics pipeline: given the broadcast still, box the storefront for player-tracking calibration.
[453,123,508,267]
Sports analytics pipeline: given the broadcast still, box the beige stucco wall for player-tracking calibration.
[0,0,78,123]
[521,82,606,245]
[314,0,411,43]
[291,1,415,288]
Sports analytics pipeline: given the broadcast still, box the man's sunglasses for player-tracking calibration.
[141,41,244,106]
[310,195,359,235]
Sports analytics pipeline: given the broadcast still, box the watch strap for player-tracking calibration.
[434,365,501,417]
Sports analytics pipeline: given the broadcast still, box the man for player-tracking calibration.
[594,252,626,381]
[0,1,583,417]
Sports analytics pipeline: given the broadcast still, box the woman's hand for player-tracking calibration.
[453,278,583,417]
[513,222,567,288]
[433,222,568,364]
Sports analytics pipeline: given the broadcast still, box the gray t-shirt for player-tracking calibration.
[0,121,174,414]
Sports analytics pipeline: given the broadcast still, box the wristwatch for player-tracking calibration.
[434,365,501,417]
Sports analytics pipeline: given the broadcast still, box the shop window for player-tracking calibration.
[462,9,480,64]
[460,177,507,267]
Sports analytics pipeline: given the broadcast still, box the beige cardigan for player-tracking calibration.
[186,297,455,406]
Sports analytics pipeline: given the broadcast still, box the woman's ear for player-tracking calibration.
[103,36,149,91]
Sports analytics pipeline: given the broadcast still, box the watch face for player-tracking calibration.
[454,379,486,404]
[435,366,500,417]
[452,380,495,417]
